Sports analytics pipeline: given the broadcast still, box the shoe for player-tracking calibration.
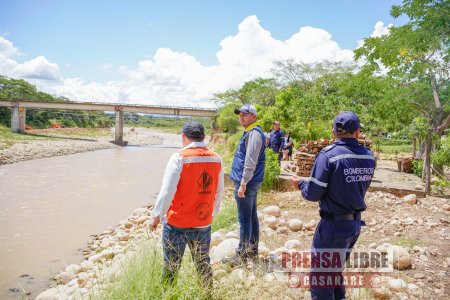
[221,255,245,267]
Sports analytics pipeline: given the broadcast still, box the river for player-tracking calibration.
[0,131,182,299]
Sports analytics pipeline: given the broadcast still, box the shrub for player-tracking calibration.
[217,105,240,133]
[412,159,423,178]
[261,149,280,192]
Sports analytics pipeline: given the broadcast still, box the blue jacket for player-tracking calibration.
[299,138,375,215]
[230,125,266,185]
[268,129,283,153]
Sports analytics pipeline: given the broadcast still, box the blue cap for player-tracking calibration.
[333,111,363,134]
[234,104,257,116]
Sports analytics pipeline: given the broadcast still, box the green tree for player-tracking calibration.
[212,78,279,107]
[354,0,450,194]
[216,104,240,133]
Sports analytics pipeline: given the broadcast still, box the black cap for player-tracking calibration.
[182,121,205,139]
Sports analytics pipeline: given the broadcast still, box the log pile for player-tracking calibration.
[284,138,332,177]
[284,138,372,177]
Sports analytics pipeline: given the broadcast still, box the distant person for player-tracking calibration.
[149,121,224,288]
[267,121,283,162]
[282,131,293,161]
[291,111,375,300]
[223,104,265,265]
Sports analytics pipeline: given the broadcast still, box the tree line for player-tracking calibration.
[213,0,449,194]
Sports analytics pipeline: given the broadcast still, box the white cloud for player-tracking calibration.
[0,36,21,57]
[371,21,391,37]
[357,21,392,47]
[1,16,372,107]
[0,37,62,82]
[15,56,61,81]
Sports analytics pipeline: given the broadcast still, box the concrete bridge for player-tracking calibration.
[0,100,217,145]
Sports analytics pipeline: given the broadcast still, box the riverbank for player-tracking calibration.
[0,128,182,299]
[0,128,162,165]
[35,187,450,300]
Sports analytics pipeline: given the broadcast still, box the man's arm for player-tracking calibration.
[150,153,183,228]
[277,131,284,152]
[292,152,329,201]
[212,159,225,217]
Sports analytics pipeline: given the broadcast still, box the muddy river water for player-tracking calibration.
[0,132,182,299]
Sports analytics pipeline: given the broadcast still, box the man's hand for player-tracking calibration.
[149,215,160,231]
[291,175,302,190]
[237,183,246,198]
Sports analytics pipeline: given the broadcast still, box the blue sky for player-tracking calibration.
[0,0,406,106]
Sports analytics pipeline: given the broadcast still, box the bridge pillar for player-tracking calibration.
[114,108,127,145]
[11,106,26,134]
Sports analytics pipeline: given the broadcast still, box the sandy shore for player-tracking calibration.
[0,128,163,165]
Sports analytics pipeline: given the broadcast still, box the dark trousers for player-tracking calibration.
[162,223,212,288]
[234,182,261,258]
[310,219,361,300]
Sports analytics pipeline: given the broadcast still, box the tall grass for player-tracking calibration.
[96,242,213,300]
[211,196,238,232]
[0,124,44,150]
[97,195,239,300]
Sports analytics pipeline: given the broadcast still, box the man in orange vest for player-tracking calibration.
[149,121,224,288]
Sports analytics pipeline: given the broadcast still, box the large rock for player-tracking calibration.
[263,206,281,217]
[304,221,316,231]
[55,271,74,285]
[210,232,225,247]
[35,288,60,300]
[132,215,147,225]
[403,194,417,205]
[210,238,239,263]
[65,264,82,275]
[276,226,288,235]
[285,239,302,250]
[259,245,270,257]
[288,219,303,232]
[388,278,407,291]
[388,246,411,270]
[265,216,278,230]
[225,231,239,239]
[132,207,149,216]
[371,287,391,299]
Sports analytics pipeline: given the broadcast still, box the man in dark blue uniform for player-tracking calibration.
[291,111,376,300]
[267,121,284,162]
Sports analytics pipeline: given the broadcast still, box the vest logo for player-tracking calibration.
[197,170,213,192]
[195,202,211,220]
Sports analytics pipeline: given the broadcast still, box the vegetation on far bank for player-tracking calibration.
[123,114,213,134]
[0,125,112,150]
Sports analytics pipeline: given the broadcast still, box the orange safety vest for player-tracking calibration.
[167,147,222,228]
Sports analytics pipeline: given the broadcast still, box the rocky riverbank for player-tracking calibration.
[36,189,450,300]
[0,128,162,165]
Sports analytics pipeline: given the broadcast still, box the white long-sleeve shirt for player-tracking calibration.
[151,142,224,226]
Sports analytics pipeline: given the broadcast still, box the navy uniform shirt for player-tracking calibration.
[298,138,376,215]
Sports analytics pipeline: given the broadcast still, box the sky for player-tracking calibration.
[0,0,407,108]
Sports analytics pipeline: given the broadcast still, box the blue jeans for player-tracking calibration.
[234,182,261,258]
[162,223,212,287]
[310,219,361,300]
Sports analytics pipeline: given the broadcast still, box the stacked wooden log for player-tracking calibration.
[284,138,332,177]
[284,137,372,177]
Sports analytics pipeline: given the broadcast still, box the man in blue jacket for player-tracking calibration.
[267,121,283,162]
[291,111,375,300]
[224,104,266,265]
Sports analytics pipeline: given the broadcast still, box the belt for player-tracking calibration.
[320,211,361,221]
